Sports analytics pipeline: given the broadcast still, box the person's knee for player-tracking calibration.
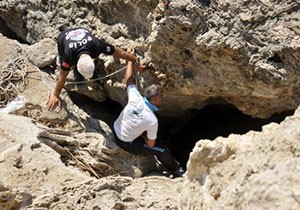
[154,147,171,158]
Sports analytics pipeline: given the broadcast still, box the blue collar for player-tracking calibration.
[144,97,159,112]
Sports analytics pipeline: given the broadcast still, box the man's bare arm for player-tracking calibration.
[124,46,135,87]
[114,47,144,71]
[46,70,69,111]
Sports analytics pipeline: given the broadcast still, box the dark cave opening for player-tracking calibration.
[195,0,211,7]
[166,104,294,169]
[68,93,294,171]
[0,17,27,44]
[268,53,283,63]
[68,91,123,128]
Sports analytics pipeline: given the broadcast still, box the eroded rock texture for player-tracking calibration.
[0,113,182,210]
[1,1,300,210]
[0,0,299,119]
[182,106,300,210]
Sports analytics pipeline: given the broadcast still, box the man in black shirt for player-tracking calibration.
[47,27,143,111]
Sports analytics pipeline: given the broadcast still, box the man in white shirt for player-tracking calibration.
[113,46,184,178]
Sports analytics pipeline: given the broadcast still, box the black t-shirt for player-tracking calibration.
[57,27,115,71]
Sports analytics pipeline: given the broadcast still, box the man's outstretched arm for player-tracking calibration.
[114,47,144,71]
[124,46,136,87]
[46,70,69,111]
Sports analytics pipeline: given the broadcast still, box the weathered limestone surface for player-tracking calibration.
[183,106,300,210]
[0,113,182,210]
[0,0,299,118]
[1,0,300,210]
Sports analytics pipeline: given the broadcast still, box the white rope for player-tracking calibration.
[0,57,28,107]
[65,66,126,85]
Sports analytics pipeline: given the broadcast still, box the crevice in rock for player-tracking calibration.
[0,17,27,44]
[268,53,283,63]
[68,91,123,128]
[69,93,295,172]
[195,0,211,7]
[166,104,294,169]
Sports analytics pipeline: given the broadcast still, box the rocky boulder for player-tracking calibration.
[0,0,299,119]
[182,106,300,210]
[0,113,182,209]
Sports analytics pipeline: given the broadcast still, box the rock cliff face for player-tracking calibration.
[1,0,300,118]
[1,0,300,210]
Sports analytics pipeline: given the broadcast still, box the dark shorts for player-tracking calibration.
[112,129,179,172]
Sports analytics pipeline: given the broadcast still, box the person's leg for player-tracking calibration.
[113,132,183,177]
[73,68,84,82]
[142,143,180,172]
[115,136,145,154]
[128,138,181,173]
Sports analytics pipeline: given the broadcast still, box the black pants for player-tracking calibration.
[113,131,180,172]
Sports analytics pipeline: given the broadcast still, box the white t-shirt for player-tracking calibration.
[114,85,158,142]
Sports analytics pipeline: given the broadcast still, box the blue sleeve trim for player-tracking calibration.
[143,144,165,153]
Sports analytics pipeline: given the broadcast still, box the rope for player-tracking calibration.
[65,66,126,85]
[0,57,28,107]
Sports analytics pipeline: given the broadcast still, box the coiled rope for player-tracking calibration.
[0,57,28,107]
